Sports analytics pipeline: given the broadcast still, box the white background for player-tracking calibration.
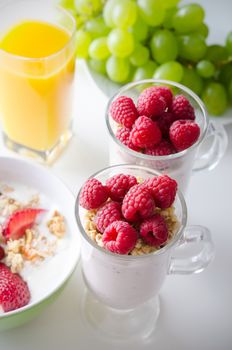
[0,0,232,349]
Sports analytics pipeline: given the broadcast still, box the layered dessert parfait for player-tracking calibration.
[77,167,183,309]
[0,182,67,313]
[110,85,200,156]
[106,82,205,193]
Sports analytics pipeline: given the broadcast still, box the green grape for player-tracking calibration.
[107,28,134,58]
[75,29,91,58]
[130,44,149,67]
[178,34,207,62]
[201,82,228,116]
[218,64,232,86]
[163,7,177,29]
[205,45,229,64]
[88,37,110,60]
[150,29,178,64]
[74,15,85,29]
[59,0,75,10]
[133,60,158,81]
[196,23,209,39]
[103,0,123,28]
[153,61,183,82]
[196,60,215,78]
[226,31,232,55]
[106,56,130,83]
[130,16,149,42]
[85,17,110,39]
[126,65,136,83]
[112,0,137,29]
[181,67,203,95]
[88,58,106,74]
[137,0,165,27]
[162,0,180,9]
[74,0,102,16]
[173,4,205,34]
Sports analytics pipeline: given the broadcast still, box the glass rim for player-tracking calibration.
[105,79,209,161]
[0,0,76,62]
[75,164,188,261]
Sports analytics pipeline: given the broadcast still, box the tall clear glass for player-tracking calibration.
[105,80,228,193]
[75,164,214,339]
[0,0,76,164]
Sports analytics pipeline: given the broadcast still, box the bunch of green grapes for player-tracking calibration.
[60,0,232,116]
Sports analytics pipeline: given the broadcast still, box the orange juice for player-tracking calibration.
[0,20,75,151]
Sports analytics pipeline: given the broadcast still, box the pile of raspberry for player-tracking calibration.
[79,173,178,255]
[110,86,200,155]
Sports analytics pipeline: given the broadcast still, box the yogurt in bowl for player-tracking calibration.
[0,157,80,331]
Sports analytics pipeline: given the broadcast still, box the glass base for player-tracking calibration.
[2,129,73,165]
[80,287,160,341]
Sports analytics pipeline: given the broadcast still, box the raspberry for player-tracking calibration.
[102,220,137,254]
[144,140,176,156]
[156,111,176,138]
[137,86,167,119]
[106,174,138,202]
[140,214,168,246]
[116,127,140,152]
[171,95,195,120]
[122,184,155,222]
[169,120,200,151]
[79,178,108,210]
[109,96,138,129]
[143,175,177,209]
[0,246,5,260]
[95,201,122,233]
[152,86,173,108]
[129,116,162,148]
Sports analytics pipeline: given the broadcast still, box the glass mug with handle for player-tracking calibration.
[105,80,228,193]
[75,164,214,339]
[0,0,76,164]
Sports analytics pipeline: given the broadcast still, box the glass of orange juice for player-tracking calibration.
[0,0,76,164]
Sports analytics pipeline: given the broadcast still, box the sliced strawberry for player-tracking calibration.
[0,263,30,312]
[3,208,45,241]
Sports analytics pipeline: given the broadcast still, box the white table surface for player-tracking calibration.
[0,0,232,349]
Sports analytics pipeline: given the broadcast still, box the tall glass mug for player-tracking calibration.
[106,80,228,193]
[0,0,76,164]
[75,165,214,339]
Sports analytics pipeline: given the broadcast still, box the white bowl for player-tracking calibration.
[0,156,80,331]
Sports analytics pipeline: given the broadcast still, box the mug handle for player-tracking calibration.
[168,225,215,275]
[193,122,228,172]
